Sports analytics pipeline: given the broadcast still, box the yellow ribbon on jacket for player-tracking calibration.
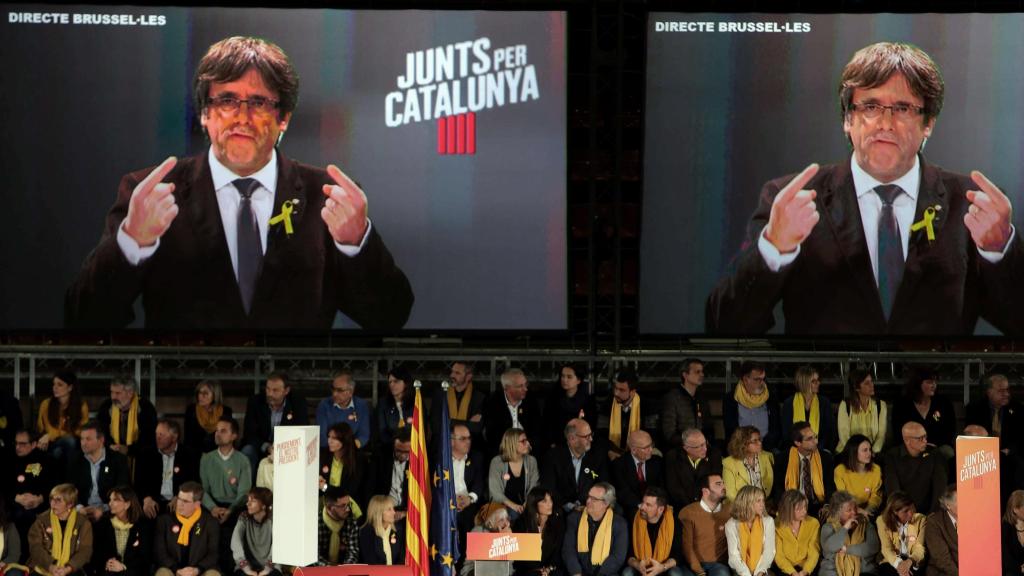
[448,383,474,421]
[608,395,641,448]
[631,506,674,562]
[269,200,297,235]
[578,509,615,566]
[791,393,820,436]
[738,516,764,573]
[784,447,824,501]
[49,508,78,567]
[834,517,867,576]
[735,383,769,410]
[910,207,938,242]
[110,395,139,446]
[175,506,202,547]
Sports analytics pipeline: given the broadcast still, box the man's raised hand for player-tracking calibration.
[322,164,369,246]
[763,163,820,254]
[965,170,1013,253]
[122,156,178,247]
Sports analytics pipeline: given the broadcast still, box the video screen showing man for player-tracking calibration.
[65,36,414,331]
[706,41,1024,336]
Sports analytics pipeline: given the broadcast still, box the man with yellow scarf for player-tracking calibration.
[97,378,157,461]
[722,362,781,452]
[154,482,220,576]
[776,421,834,517]
[625,487,683,576]
[27,484,92,576]
[563,482,627,576]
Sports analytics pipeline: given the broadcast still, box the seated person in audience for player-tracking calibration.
[882,423,945,515]
[722,362,781,453]
[448,421,485,542]
[153,482,220,576]
[488,429,539,520]
[660,359,714,449]
[1003,490,1024,576]
[604,368,650,461]
[0,390,24,464]
[376,367,415,451]
[836,368,887,455]
[543,364,599,450]
[819,491,880,576]
[230,488,279,576]
[483,369,543,460]
[255,454,273,491]
[183,380,233,456]
[875,492,926,576]
[678,473,732,576]
[137,419,200,519]
[373,427,412,519]
[965,373,1024,497]
[199,417,250,575]
[317,487,359,566]
[834,434,884,517]
[543,419,609,514]
[96,377,158,460]
[722,427,774,504]
[90,486,152,576]
[318,422,367,513]
[36,371,90,460]
[66,422,131,522]
[317,370,371,450]
[1,499,29,576]
[780,366,837,456]
[9,430,57,557]
[611,430,664,515]
[724,486,775,576]
[776,421,833,517]
[773,490,820,576]
[27,483,93,576]
[241,373,308,484]
[924,486,957,576]
[623,487,683,576]
[431,362,487,445]
[463,503,513,576]
[358,496,405,566]
[665,428,723,510]
[512,487,565,576]
[890,367,956,461]
[562,482,627,576]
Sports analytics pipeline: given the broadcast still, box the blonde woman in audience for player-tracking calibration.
[833,434,883,517]
[184,380,233,454]
[723,426,774,502]
[27,484,92,576]
[488,428,539,519]
[36,371,90,459]
[358,495,405,565]
[773,490,819,576]
[780,366,837,455]
[819,491,880,576]
[836,368,887,454]
[875,492,925,576]
[725,485,775,576]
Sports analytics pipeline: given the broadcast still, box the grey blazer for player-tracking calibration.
[819,519,880,576]
[487,454,539,506]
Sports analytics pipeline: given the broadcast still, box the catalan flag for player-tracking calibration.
[406,382,431,576]
[431,382,460,575]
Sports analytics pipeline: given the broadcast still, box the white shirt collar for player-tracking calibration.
[851,153,920,202]
[208,147,278,196]
[700,499,721,514]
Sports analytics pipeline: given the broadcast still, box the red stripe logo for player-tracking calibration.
[437,112,477,155]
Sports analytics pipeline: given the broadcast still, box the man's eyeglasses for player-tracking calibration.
[575,432,594,440]
[207,95,280,115]
[332,387,353,393]
[849,102,925,121]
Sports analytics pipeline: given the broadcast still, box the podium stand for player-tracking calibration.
[465,532,542,576]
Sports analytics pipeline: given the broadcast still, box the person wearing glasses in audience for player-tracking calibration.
[316,488,359,566]
[665,429,723,510]
[722,427,774,505]
[562,483,627,576]
[543,419,609,514]
[489,429,540,521]
[882,422,945,515]
[610,431,664,516]
[27,484,92,576]
[153,482,220,576]
[316,370,371,450]
[775,421,833,518]
[722,362,780,453]
[65,35,413,331]
[184,381,233,456]
[707,42,1024,336]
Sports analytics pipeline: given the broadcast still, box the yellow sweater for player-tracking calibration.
[773,517,820,575]
[36,398,90,441]
[722,452,774,501]
[836,399,887,453]
[833,464,883,514]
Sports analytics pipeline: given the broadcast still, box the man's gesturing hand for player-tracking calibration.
[762,163,821,254]
[965,170,1014,252]
[322,164,369,246]
[122,156,178,247]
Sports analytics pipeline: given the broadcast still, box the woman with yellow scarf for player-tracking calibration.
[725,486,775,576]
[875,493,925,576]
[27,484,92,576]
[780,366,837,456]
[184,380,233,455]
[773,490,820,576]
[819,491,880,576]
[358,496,405,565]
[723,427,774,503]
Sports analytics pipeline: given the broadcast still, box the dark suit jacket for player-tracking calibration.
[183,403,233,455]
[882,445,946,515]
[451,450,487,501]
[91,516,153,576]
[135,444,200,506]
[542,445,609,510]
[430,385,487,442]
[154,511,219,571]
[66,448,131,508]
[318,448,369,509]
[242,391,309,451]
[65,151,414,330]
[706,157,1024,335]
[610,454,664,515]
[96,397,158,458]
[925,510,958,576]
[663,447,723,510]
[891,393,957,450]
[964,399,1023,456]
[358,523,405,565]
[1003,521,1024,576]
[561,511,628,576]
[483,393,543,460]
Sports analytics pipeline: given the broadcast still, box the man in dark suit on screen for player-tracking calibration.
[66,35,413,331]
[707,41,1024,336]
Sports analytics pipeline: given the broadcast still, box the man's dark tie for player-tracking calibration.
[636,461,647,493]
[801,457,814,502]
[234,178,263,315]
[875,184,904,320]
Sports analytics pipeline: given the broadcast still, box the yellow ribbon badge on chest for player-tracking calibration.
[269,199,300,235]
[910,205,940,241]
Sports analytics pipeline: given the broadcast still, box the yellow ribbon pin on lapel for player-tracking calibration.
[269,199,299,235]
[910,205,940,241]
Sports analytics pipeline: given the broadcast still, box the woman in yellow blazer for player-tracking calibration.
[773,490,820,576]
[876,492,926,576]
[834,434,884,517]
[723,426,774,502]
